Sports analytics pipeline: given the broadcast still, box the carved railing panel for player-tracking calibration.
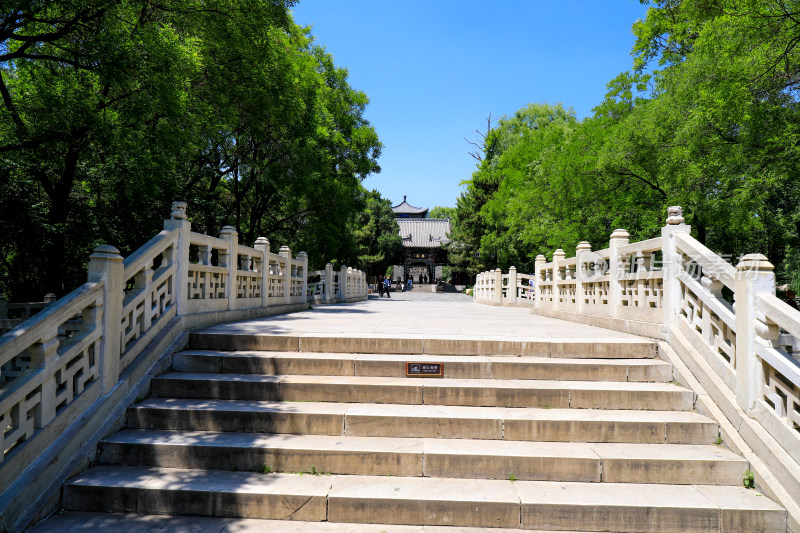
[0,200,366,481]
[0,282,103,461]
[120,231,178,372]
[757,293,800,437]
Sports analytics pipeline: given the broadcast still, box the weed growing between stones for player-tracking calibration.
[743,469,755,489]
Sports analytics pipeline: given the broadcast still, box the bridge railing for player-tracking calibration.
[474,206,800,507]
[0,202,367,492]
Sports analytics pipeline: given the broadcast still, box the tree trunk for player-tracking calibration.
[43,142,81,295]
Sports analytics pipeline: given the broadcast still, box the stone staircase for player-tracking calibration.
[59,332,786,532]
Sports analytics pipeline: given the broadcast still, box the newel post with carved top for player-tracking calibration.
[298,252,308,304]
[575,242,592,315]
[507,266,517,304]
[279,246,292,305]
[325,263,334,303]
[254,237,270,309]
[735,254,775,413]
[552,249,565,312]
[661,206,691,327]
[164,202,191,316]
[608,230,629,319]
[534,255,546,310]
[219,226,238,311]
[88,245,124,394]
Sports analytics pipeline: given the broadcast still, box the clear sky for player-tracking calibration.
[291,1,650,210]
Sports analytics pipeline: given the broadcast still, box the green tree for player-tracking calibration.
[0,0,382,298]
[350,189,402,276]
[428,206,455,219]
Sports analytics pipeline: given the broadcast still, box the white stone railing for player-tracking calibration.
[476,268,537,306]
[0,202,367,476]
[474,207,800,484]
[306,265,366,303]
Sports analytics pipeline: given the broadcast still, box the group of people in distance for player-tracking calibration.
[377,273,434,297]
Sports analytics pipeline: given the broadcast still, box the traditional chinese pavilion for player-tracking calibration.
[391,196,451,283]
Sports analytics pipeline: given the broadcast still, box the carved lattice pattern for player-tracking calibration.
[583,281,609,306]
[121,273,174,355]
[620,278,663,309]
[763,366,800,434]
[680,279,736,368]
[1,290,102,461]
[188,269,226,300]
[559,281,577,305]
[236,273,261,299]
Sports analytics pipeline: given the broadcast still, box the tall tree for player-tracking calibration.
[349,189,402,276]
[0,0,382,299]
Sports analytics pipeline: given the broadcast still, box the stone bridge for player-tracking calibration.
[0,205,798,532]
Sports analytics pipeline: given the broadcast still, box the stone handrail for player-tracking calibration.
[0,202,367,528]
[474,206,800,524]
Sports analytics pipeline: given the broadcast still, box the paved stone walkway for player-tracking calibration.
[203,293,641,341]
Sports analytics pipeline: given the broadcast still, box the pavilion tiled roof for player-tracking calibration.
[396,218,451,249]
[392,196,428,216]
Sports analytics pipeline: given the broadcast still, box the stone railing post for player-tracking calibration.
[493,268,503,304]
[734,254,776,414]
[163,201,191,316]
[298,252,308,304]
[254,237,270,308]
[575,241,592,315]
[552,249,565,311]
[347,267,354,299]
[87,245,124,394]
[325,263,334,303]
[338,265,347,301]
[279,246,292,305]
[608,229,630,318]
[661,206,691,326]
[507,266,518,304]
[534,255,546,310]
[219,226,238,310]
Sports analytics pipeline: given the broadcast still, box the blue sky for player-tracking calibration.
[291,1,650,210]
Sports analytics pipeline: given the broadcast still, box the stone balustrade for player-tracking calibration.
[307,264,367,304]
[474,206,800,504]
[0,202,367,477]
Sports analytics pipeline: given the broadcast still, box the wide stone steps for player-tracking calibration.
[27,512,608,533]
[128,399,718,444]
[99,430,748,485]
[151,372,694,410]
[63,466,785,531]
[173,350,674,382]
[30,513,608,533]
[188,333,659,359]
[56,325,787,532]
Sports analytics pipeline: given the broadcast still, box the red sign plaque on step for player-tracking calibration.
[406,362,444,377]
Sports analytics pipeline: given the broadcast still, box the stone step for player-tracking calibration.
[151,372,693,410]
[99,429,748,485]
[63,467,786,531]
[128,399,719,444]
[28,512,604,533]
[189,332,658,359]
[173,350,673,382]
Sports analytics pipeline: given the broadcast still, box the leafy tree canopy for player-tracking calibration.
[451,0,800,288]
[0,0,382,299]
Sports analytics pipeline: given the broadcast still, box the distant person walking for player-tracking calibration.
[378,276,384,297]
[383,276,391,298]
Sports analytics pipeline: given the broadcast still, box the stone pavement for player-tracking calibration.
[202,292,641,341]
